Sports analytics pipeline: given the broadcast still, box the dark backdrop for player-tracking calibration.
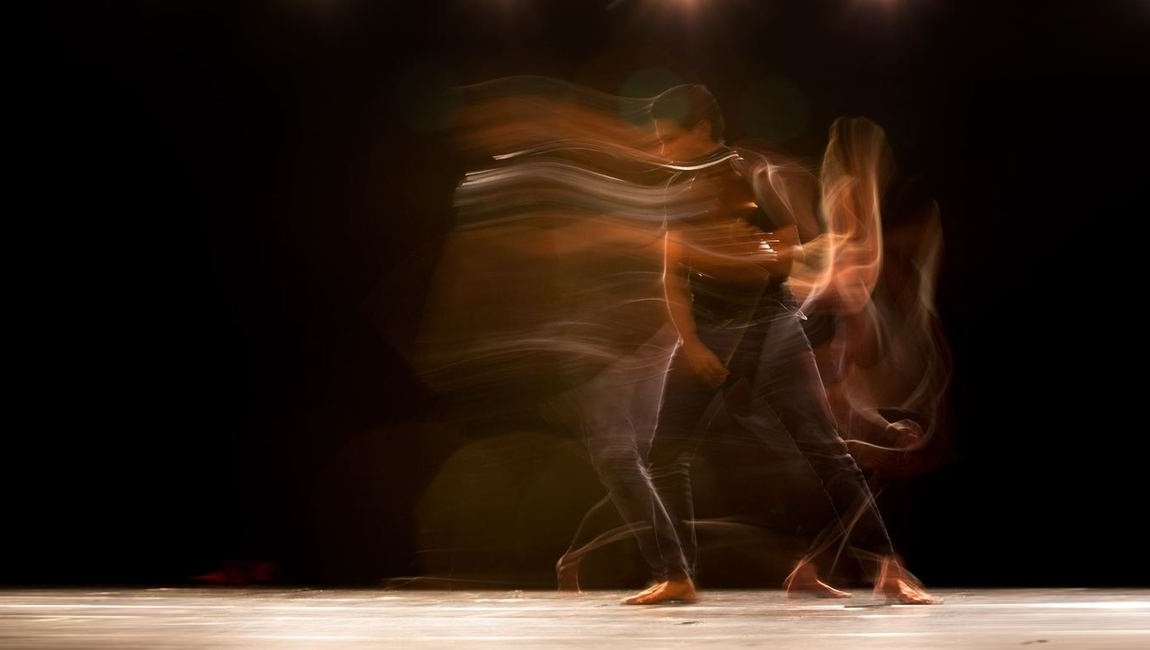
[15,0,1147,589]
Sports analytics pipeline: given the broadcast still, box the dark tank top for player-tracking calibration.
[680,152,788,326]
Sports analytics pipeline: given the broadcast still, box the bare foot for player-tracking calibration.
[874,556,941,605]
[783,561,852,599]
[621,579,699,605]
[622,581,661,602]
[556,557,581,593]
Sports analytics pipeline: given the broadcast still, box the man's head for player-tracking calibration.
[650,84,725,161]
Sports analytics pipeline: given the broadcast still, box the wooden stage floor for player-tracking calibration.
[2,587,1148,648]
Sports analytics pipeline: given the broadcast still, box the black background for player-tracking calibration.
[16,0,1148,589]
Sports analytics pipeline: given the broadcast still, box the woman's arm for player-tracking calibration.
[680,219,798,286]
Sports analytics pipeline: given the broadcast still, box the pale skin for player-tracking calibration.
[624,117,937,606]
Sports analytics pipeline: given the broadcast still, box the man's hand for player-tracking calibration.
[681,339,729,387]
[729,218,781,261]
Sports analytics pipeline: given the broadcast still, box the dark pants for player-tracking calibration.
[551,324,693,582]
[644,286,895,581]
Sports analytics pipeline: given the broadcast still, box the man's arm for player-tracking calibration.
[664,230,730,387]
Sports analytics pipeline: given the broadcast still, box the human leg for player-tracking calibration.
[740,298,937,603]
